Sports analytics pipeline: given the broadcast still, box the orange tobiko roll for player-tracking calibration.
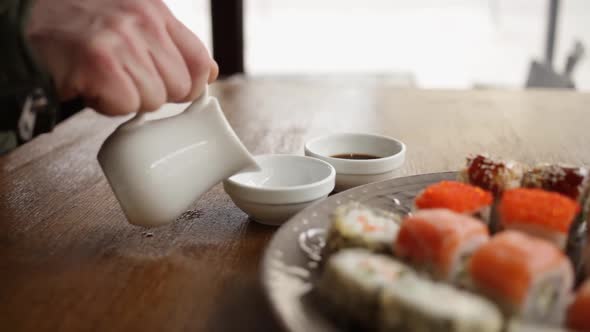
[469,231,573,322]
[499,188,580,249]
[415,181,493,223]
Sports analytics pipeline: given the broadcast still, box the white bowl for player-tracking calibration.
[223,155,336,226]
[304,133,406,192]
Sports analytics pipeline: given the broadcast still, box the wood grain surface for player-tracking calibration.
[1,77,590,331]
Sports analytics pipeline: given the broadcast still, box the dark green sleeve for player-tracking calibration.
[0,0,59,148]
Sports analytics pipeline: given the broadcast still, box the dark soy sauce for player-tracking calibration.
[331,153,380,160]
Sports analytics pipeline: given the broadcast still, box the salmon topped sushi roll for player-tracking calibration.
[415,181,493,224]
[499,188,580,249]
[459,154,526,196]
[394,209,490,282]
[567,279,590,332]
[324,202,402,256]
[469,231,574,323]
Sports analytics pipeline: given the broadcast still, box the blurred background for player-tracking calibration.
[165,0,589,90]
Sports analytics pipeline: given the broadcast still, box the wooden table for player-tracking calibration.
[1,77,590,331]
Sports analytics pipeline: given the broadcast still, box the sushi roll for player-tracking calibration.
[522,164,590,205]
[567,279,590,332]
[522,164,590,230]
[522,164,590,270]
[414,181,493,224]
[324,202,402,256]
[468,231,574,324]
[498,188,580,249]
[459,154,526,196]
[522,164,590,203]
[394,209,490,283]
[379,274,502,332]
[316,249,412,327]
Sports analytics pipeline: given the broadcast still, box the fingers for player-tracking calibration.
[146,33,192,103]
[129,0,216,103]
[56,0,217,116]
[82,56,141,116]
[117,23,167,111]
[151,0,218,90]
[209,58,219,83]
[129,0,193,102]
[78,21,168,115]
[77,33,141,116]
[123,52,167,112]
[167,18,217,102]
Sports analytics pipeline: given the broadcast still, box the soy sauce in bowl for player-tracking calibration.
[331,153,380,160]
[304,133,406,191]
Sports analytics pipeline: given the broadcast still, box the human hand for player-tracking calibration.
[25,0,218,116]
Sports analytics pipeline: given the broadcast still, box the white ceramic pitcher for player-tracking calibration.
[98,88,258,227]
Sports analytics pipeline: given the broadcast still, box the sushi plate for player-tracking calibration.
[261,171,456,332]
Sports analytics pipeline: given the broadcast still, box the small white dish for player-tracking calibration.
[304,133,406,192]
[223,155,336,226]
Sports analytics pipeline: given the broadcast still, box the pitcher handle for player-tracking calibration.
[119,86,210,130]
